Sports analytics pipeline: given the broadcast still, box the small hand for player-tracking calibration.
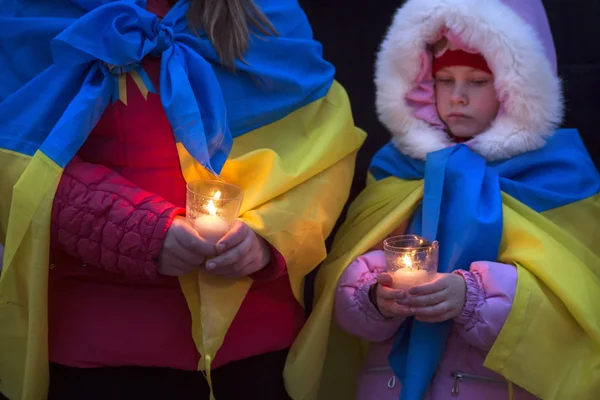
[402,273,467,323]
[203,221,271,278]
[374,273,413,319]
[158,216,218,276]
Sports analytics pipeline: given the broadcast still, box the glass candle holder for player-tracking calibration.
[186,180,244,244]
[383,234,439,291]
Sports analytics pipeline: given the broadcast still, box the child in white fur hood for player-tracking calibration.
[374,0,563,161]
[300,0,600,400]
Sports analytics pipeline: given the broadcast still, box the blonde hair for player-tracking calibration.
[186,0,278,69]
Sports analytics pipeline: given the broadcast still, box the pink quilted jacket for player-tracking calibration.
[335,250,538,399]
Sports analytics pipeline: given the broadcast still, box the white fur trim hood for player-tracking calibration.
[375,0,564,161]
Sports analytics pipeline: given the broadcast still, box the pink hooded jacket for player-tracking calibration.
[335,0,562,398]
[336,252,538,399]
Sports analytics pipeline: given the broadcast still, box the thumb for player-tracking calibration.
[376,273,394,287]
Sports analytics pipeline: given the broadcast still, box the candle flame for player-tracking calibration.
[206,190,222,216]
[401,254,413,269]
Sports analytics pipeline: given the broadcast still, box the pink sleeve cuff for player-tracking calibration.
[250,243,287,282]
[357,278,396,322]
[453,269,485,326]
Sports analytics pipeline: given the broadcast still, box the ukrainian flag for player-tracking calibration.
[0,1,366,399]
[292,130,600,400]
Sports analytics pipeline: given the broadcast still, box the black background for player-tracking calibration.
[298,0,600,307]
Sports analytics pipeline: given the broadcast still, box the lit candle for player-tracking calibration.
[391,254,433,291]
[193,190,231,243]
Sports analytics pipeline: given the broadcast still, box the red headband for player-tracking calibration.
[432,49,492,75]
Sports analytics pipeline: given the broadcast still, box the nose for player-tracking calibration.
[450,83,468,105]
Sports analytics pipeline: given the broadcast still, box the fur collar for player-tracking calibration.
[375,0,563,161]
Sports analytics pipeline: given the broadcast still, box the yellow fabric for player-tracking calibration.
[178,81,365,381]
[118,73,127,105]
[286,177,423,400]
[129,70,150,101]
[486,194,600,399]
[0,151,62,400]
[114,70,151,105]
[0,81,366,400]
[294,176,600,400]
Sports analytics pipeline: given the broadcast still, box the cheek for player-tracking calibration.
[473,90,500,123]
[435,88,451,112]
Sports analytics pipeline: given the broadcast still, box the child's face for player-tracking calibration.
[434,66,500,139]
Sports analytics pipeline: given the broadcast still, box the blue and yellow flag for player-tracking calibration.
[291,130,600,400]
[0,1,366,399]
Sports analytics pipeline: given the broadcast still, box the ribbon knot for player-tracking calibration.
[151,25,174,57]
[105,62,139,75]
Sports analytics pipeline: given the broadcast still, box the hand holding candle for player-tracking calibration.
[372,273,413,319]
[157,216,218,277]
[402,273,467,323]
[185,180,270,278]
[203,220,273,278]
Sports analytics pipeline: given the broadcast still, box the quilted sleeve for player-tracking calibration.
[51,156,184,278]
[335,250,406,342]
[452,261,517,351]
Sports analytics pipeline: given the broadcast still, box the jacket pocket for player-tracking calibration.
[451,372,507,397]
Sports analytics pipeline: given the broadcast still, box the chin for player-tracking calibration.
[448,127,479,139]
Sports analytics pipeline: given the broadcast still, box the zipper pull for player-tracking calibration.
[388,375,396,389]
[451,372,462,397]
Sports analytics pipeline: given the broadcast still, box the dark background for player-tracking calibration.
[298,0,600,308]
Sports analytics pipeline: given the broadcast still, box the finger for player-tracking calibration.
[160,261,195,277]
[207,243,245,270]
[215,221,247,254]
[200,263,238,277]
[207,236,252,270]
[175,226,217,257]
[235,256,263,276]
[223,260,257,278]
[411,302,451,317]
[380,300,413,318]
[378,285,407,301]
[167,248,204,270]
[408,275,447,296]
[376,273,394,287]
[231,250,256,273]
[401,290,447,308]
[167,242,205,266]
[414,313,453,323]
[201,260,251,278]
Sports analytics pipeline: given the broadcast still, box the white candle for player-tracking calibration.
[391,268,432,291]
[193,214,230,243]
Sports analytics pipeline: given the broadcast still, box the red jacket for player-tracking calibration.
[47,0,305,370]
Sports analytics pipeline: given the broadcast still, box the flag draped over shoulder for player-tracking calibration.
[292,129,600,400]
[0,1,366,398]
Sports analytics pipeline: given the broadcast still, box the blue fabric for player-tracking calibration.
[369,129,600,400]
[0,0,334,173]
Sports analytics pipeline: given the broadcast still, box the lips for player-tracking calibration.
[447,113,471,119]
